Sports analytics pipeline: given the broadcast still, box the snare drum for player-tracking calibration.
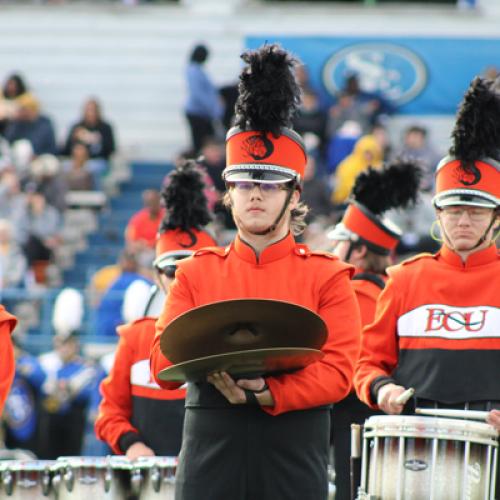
[130,456,176,500]
[357,415,498,500]
[52,456,132,499]
[0,460,55,499]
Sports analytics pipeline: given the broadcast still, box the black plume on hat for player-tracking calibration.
[449,76,500,171]
[351,160,422,216]
[234,44,301,137]
[160,159,211,234]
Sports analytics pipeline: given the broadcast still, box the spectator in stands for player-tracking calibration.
[29,154,67,213]
[63,141,95,191]
[198,138,226,193]
[0,170,26,229]
[301,150,333,223]
[95,250,152,338]
[2,336,46,456]
[391,125,441,191]
[219,81,239,131]
[184,43,224,154]
[0,73,29,134]
[37,330,97,459]
[0,219,27,290]
[125,189,165,260]
[16,188,61,282]
[62,97,116,161]
[293,89,328,158]
[3,94,57,156]
[331,134,383,206]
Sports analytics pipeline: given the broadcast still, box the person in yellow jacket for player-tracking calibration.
[331,134,383,205]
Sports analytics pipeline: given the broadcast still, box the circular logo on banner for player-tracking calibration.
[322,43,428,106]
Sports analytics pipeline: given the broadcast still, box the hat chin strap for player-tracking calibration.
[234,184,296,237]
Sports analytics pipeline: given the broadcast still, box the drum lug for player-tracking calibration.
[64,468,74,492]
[2,471,13,496]
[104,466,112,493]
[131,468,142,496]
[151,466,161,492]
[42,470,51,496]
[52,472,61,493]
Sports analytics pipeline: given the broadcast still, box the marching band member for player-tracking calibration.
[328,159,421,500]
[151,44,361,500]
[95,160,216,459]
[354,76,500,485]
[0,305,17,416]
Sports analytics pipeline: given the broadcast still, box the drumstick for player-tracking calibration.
[395,387,415,405]
[415,408,489,421]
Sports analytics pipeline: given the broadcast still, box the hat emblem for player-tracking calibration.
[242,134,274,161]
[455,164,481,186]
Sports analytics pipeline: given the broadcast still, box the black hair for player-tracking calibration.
[190,44,209,64]
[3,73,27,98]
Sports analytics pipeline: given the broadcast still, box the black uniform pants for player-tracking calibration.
[175,405,330,500]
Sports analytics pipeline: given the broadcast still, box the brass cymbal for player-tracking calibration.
[160,299,328,364]
[157,347,324,383]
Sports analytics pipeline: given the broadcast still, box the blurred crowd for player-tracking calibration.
[0,44,497,460]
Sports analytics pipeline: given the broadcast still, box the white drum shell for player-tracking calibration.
[359,415,499,500]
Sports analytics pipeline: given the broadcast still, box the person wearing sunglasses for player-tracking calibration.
[354,77,500,491]
[95,160,216,460]
[151,45,361,500]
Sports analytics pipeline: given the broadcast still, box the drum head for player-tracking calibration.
[158,347,324,382]
[160,299,328,364]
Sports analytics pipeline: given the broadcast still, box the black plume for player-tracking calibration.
[160,159,211,233]
[352,160,422,215]
[234,44,301,137]
[450,76,500,171]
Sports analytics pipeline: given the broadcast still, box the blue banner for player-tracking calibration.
[246,36,500,115]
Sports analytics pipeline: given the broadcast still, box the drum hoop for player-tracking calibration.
[0,460,55,472]
[363,429,498,447]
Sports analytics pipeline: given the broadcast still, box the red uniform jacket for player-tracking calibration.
[354,245,500,408]
[0,306,17,415]
[95,317,185,454]
[151,233,361,416]
[352,270,387,327]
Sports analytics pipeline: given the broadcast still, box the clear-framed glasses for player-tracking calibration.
[229,181,287,195]
[441,206,493,222]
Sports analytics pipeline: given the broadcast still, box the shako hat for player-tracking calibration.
[328,160,421,255]
[433,76,500,209]
[223,44,307,186]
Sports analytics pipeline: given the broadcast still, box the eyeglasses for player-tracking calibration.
[229,181,288,195]
[441,206,493,222]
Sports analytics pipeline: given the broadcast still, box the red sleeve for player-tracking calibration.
[353,276,401,409]
[0,307,17,416]
[263,268,361,415]
[150,269,195,390]
[94,326,139,454]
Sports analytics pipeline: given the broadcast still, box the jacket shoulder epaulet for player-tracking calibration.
[400,252,435,267]
[294,244,336,260]
[193,246,230,258]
